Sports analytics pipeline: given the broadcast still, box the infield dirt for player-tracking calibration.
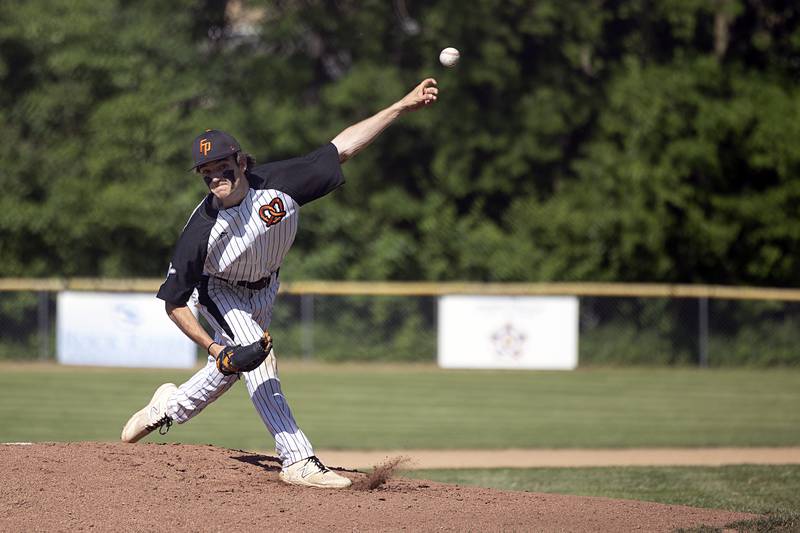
[1,442,758,532]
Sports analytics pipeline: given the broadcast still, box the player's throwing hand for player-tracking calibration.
[398,78,438,112]
[331,78,439,163]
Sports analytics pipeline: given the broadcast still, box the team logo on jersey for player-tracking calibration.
[258,197,286,226]
[199,138,212,155]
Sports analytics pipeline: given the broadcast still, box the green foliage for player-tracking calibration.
[580,323,683,366]
[0,0,213,276]
[0,292,48,360]
[2,1,800,285]
[577,298,800,367]
[3,1,800,364]
[579,298,696,365]
[711,326,800,367]
[269,295,436,362]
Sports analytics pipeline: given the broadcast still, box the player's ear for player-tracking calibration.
[236,152,247,172]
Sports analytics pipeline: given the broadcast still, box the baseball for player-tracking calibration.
[439,47,460,68]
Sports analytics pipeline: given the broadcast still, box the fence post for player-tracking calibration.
[37,291,50,360]
[301,293,314,360]
[698,296,709,368]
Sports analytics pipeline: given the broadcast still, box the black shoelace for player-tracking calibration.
[307,456,330,472]
[146,415,173,435]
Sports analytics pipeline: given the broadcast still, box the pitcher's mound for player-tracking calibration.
[0,442,757,532]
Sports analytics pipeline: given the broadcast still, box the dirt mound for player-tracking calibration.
[0,442,757,532]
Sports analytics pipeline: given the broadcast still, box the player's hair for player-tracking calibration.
[237,152,256,172]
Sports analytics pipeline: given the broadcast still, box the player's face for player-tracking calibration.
[198,157,244,201]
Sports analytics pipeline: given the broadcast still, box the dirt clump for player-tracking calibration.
[352,455,411,490]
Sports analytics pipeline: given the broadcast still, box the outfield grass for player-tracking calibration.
[406,465,800,515]
[0,363,798,450]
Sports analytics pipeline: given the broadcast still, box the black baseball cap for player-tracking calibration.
[190,129,241,170]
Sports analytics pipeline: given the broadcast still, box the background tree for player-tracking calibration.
[1,0,799,286]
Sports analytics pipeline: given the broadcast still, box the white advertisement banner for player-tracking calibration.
[438,295,579,370]
[57,292,196,368]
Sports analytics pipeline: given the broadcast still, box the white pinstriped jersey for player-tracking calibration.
[204,188,298,283]
[157,143,344,306]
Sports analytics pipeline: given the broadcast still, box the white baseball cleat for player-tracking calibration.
[120,383,178,443]
[279,456,352,489]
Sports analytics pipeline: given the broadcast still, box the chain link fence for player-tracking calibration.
[0,291,54,361]
[2,284,799,366]
[578,296,800,366]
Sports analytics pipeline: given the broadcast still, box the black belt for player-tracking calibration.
[215,269,278,290]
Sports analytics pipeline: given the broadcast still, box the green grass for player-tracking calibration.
[710,514,800,533]
[0,363,798,450]
[407,465,800,532]
[405,465,800,515]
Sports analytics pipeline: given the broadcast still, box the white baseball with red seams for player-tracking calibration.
[439,47,460,67]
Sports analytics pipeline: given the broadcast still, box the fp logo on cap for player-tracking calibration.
[199,138,212,156]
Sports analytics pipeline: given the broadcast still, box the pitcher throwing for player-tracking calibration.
[121,79,439,488]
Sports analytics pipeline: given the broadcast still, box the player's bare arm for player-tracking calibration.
[165,302,223,358]
[331,78,438,163]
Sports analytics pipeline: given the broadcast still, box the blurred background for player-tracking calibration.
[2,0,800,366]
[1,2,799,521]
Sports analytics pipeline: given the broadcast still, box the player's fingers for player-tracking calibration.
[419,84,438,101]
[419,78,437,90]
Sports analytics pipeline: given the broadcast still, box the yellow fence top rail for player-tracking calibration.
[1,278,800,301]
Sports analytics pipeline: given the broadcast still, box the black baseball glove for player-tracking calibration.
[216,331,273,375]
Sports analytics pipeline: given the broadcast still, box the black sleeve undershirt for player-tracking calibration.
[156,196,217,306]
[247,142,345,206]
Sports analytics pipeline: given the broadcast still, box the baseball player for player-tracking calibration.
[121,78,439,488]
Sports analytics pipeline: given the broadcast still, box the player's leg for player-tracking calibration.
[166,355,238,424]
[221,278,315,466]
[120,280,241,443]
[164,277,246,425]
[121,358,235,443]
[244,279,350,488]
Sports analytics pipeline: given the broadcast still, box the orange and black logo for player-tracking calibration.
[199,138,212,155]
[258,197,286,227]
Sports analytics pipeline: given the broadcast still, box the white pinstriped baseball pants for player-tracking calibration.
[164,274,314,467]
